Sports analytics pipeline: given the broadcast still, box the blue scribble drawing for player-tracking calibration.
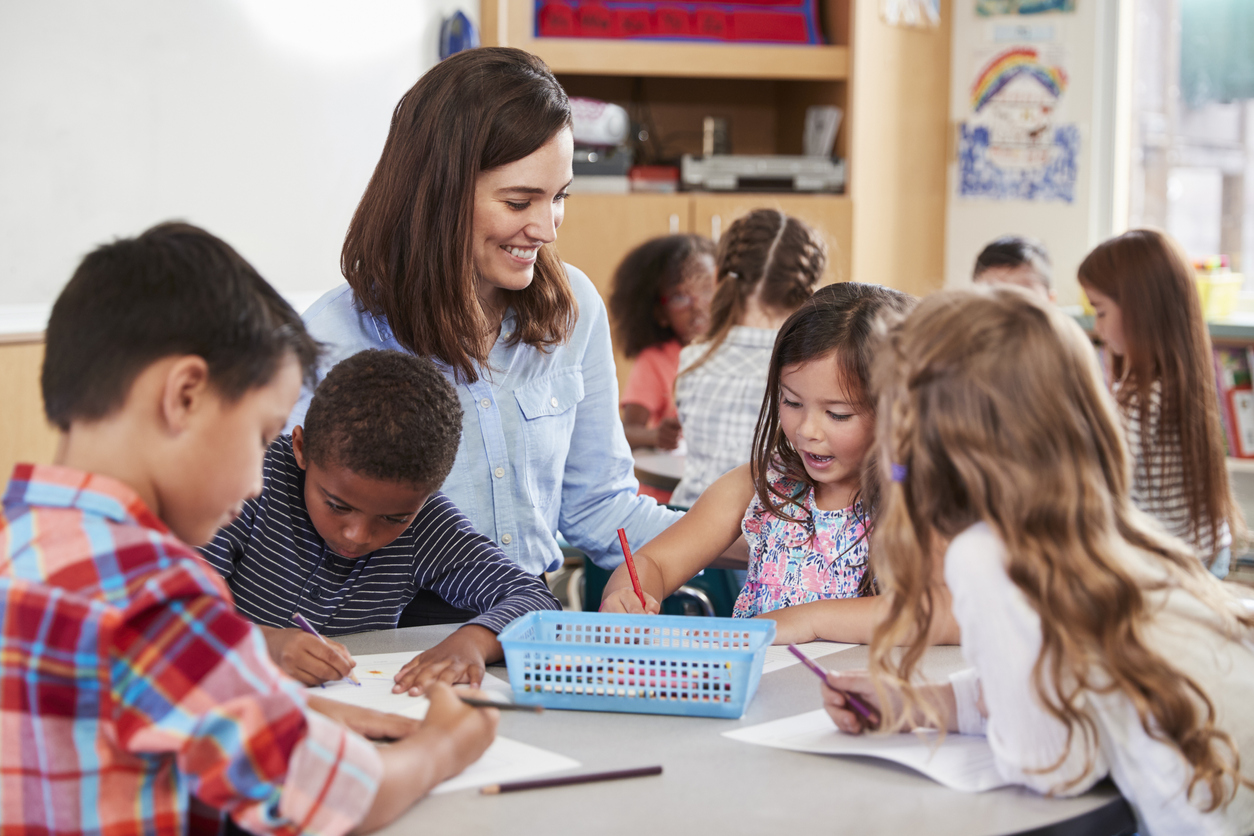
[976,0,1074,15]
[959,123,1079,202]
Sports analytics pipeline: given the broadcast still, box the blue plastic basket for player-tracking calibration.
[498,611,776,719]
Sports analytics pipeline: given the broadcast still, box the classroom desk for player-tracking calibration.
[342,625,1135,836]
[633,449,685,494]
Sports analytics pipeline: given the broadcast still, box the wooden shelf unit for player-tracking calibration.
[482,0,951,389]
[482,0,851,80]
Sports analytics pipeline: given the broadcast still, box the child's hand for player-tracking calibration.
[392,625,499,695]
[261,626,356,686]
[599,587,661,614]
[416,683,499,780]
[306,695,423,741]
[654,417,682,451]
[821,669,884,735]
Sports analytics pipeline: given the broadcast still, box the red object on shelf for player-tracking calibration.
[578,2,614,36]
[615,7,651,37]
[538,1,577,36]
[535,0,822,44]
[655,5,693,34]
[694,6,730,38]
[731,9,807,41]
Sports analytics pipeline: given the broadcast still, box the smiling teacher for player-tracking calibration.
[289,48,681,593]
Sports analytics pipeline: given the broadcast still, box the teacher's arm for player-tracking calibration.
[557,270,682,569]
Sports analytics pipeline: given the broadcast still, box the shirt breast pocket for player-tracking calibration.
[513,369,585,509]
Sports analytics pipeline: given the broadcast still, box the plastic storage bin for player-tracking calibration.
[498,611,776,719]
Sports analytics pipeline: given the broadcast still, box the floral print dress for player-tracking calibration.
[732,469,869,618]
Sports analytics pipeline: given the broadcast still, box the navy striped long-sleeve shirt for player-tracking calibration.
[199,436,560,636]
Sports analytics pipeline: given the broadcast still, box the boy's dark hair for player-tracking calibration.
[301,349,463,490]
[973,235,1053,287]
[609,234,716,358]
[42,221,320,431]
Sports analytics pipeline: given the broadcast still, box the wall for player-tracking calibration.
[943,1,1127,304]
[0,0,477,311]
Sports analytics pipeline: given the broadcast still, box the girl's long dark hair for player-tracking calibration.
[1078,229,1245,561]
[342,47,576,383]
[749,282,915,595]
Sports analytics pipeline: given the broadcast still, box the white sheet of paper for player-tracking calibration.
[760,641,857,674]
[309,652,577,794]
[723,709,1009,793]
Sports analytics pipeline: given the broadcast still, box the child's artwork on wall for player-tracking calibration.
[880,0,940,28]
[976,0,1074,15]
[958,45,1079,202]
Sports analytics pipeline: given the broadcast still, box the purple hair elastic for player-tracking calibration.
[890,463,908,483]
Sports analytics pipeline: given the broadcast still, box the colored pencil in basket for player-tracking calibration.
[786,644,879,727]
[480,765,663,795]
[292,612,360,686]
[616,527,648,611]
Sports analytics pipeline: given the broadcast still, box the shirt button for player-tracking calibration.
[502,533,512,545]
[494,466,505,478]
[480,398,491,409]
[550,396,559,407]
[503,331,512,340]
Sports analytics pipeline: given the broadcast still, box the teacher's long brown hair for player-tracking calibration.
[342,47,576,383]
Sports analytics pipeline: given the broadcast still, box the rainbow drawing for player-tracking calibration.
[971,47,1068,112]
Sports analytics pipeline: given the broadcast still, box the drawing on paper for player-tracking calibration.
[959,46,1078,202]
[976,0,1074,15]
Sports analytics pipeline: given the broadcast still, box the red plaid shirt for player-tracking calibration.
[0,464,382,836]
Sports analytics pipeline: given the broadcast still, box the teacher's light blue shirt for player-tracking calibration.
[289,264,681,575]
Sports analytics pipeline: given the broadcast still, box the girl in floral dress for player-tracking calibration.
[600,282,959,646]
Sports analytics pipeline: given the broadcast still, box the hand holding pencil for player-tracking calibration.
[598,529,662,614]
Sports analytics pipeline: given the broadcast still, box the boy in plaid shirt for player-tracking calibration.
[0,223,497,836]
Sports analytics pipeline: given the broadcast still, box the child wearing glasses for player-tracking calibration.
[610,234,716,457]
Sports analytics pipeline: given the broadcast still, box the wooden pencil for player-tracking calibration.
[480,765,663,795]
[458,696,544,713]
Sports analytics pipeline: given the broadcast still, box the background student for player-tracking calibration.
[670,209,826,508]
[824,287,1254,835]
[602,283,959,646]
[0,223,496,835]
[971,234,1054,302]
[290,48,681,602]
[202,349,561,692]
[1079,229,1245,578]
[610,234,716,454]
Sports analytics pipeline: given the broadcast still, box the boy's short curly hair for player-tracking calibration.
[301,350,463,490]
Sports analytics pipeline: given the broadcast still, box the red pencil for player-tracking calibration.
[616,527,648,610]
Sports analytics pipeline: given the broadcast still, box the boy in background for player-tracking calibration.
[201,349,560,693]
[972,235,1054,302]
[0,223,495,835]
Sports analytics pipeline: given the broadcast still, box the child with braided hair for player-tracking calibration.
[822,287,1254,835]
[602,283,960,647]
[669,209,827,508]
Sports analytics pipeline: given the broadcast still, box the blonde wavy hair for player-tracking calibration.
[868,287,1254,808]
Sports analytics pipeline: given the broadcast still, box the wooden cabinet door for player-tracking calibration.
[0,341,59,477]
[554,193,691,396]
[690,193,853,287]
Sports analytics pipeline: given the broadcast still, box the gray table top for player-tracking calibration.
[341,625,1131,836]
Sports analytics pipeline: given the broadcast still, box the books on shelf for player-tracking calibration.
[1213,347,1254,458]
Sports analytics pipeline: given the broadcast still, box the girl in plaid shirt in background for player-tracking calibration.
[670,209,826,508]
[601,283,959,647]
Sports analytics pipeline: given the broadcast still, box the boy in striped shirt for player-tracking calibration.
[0,223,496,836]
[200,349,560,693]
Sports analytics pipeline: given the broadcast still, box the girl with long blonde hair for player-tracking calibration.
[823,288,1254,835]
